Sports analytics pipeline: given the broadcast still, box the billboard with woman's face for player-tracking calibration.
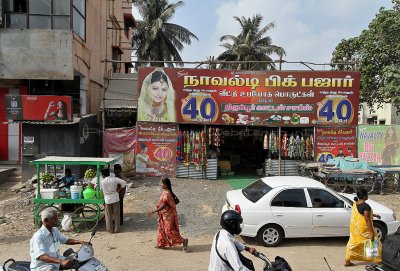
[358,125,400,165]
[137,67,360,127]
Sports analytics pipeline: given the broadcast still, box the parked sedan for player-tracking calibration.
[222,176,400,247]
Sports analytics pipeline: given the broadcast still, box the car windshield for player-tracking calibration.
[242,179,272,203]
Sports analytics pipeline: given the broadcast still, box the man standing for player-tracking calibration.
[209,210,257,271]
[30,207,86,271]
[113,164,127,226]
[100,168,127,233]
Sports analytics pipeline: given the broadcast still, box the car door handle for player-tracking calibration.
[275,214,284,217]
[316,214,324,217]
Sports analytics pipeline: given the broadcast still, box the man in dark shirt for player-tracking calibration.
[56,168,76,188]
[336,148,345,158]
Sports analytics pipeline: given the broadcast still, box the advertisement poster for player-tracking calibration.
[5,95,72,121]
[358,125,400,165]
[315,127,357,162]
[136,122,177,177]
[137,67,360,127]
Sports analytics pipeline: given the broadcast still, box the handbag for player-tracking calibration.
[364,239,380,259]
[215,231,255,271]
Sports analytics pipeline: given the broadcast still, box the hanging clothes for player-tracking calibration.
[300,136,305,160]
[269,132,277,154]
[310,135,314,159]
[176,130,183,161]
[263,132,269,150]
[281,133,288,158]
[294,135,301,159]
[288,135,295,159]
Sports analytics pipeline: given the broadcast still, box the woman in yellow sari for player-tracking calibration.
[345,188,382,267]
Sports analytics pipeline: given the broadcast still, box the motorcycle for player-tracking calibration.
[2,230,107,271]
[253,251,292,271]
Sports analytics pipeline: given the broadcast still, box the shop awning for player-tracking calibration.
[102,73,138,110]
[123,13,136,28]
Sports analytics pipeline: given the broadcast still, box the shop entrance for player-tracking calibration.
[215,126,275,179]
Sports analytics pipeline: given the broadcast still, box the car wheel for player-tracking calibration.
[373,222,387,240]
[257,224,283,247]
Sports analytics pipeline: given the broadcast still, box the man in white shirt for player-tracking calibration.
[30,207,86,270]
[209,210,257,271]
[100,168,127,233]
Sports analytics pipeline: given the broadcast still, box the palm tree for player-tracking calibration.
[217,14,286,70]
[132,0,198,68]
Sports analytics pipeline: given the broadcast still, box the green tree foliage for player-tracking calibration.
[132,0,198,68]
[331,1,400,108]
[216,14,286,70]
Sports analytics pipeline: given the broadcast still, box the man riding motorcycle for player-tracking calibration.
[209,210,257,271]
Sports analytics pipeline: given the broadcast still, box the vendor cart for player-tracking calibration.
[368,166,400,194]
[31,156,116,232]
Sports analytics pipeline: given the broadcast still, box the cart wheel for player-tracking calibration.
[325,177,347,193]
[351,177,375,193]
[35,205,64,229]
[72,205,99,232]
[382,175,399,194]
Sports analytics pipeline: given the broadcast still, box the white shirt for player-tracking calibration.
[208,229,251,271]
[30,225,68,270]
[100,176,127,204]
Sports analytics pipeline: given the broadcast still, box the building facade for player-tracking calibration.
[0,0,135,164]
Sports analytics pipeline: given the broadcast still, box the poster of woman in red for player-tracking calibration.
[136,123,178,177]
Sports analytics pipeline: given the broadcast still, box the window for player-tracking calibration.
[308,188,344,208]
[241,179,272,203]
[5,0,71,30]
[271,189,307,208]
[112,46,122,73]
[72,0,85,40]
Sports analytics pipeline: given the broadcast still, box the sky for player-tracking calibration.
[133,0,393,70]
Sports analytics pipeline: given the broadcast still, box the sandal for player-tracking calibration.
[344,261,355,267]
[183,238,189,252]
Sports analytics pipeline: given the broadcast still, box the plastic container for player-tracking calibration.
[70,185,82,199]
[38,188,59,199]
[83,185,96,199]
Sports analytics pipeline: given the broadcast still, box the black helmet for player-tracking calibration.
[220,210,243,235]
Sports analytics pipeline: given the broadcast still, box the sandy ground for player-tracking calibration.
[0,178,399,271]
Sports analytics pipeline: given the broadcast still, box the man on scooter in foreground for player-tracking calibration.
[30,207,86,270]
[209,210,257,271]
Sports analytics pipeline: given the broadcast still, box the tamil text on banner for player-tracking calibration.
[103,127,136,177]
[358,125,400,165]
[136,122,177,177]
[5,95,72,121]
[315,127,357,163]
[137,68,360,126]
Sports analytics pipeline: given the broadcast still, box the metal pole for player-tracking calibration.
[278,127,281,176]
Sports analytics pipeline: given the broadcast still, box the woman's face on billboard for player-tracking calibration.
[151,80,168,104]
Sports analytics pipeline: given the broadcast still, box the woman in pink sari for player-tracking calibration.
[149,178,189,251]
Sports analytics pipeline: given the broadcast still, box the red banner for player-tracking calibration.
[136,122,177,177]
[315,127,357,162]
[138,67,360,127]
[5,95,72,121]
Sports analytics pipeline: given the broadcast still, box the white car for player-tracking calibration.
[222,176,400,247]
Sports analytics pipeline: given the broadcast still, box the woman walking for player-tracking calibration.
[149,178,188,251]
[345,188,382,267]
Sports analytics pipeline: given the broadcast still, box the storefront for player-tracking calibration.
[135,67,360,179]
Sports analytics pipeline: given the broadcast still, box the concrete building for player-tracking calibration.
[0,0,135,164]
[358,103,400,125]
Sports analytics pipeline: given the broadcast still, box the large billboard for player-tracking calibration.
[136,122,177,177]
[5,95,72,121]
[358,125,400,165]
[137,67,360,127]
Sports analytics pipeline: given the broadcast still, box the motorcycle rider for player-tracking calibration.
[30,207,86,271]
[209,210,257,271]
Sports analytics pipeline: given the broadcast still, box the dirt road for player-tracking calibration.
[0,177,398,270]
